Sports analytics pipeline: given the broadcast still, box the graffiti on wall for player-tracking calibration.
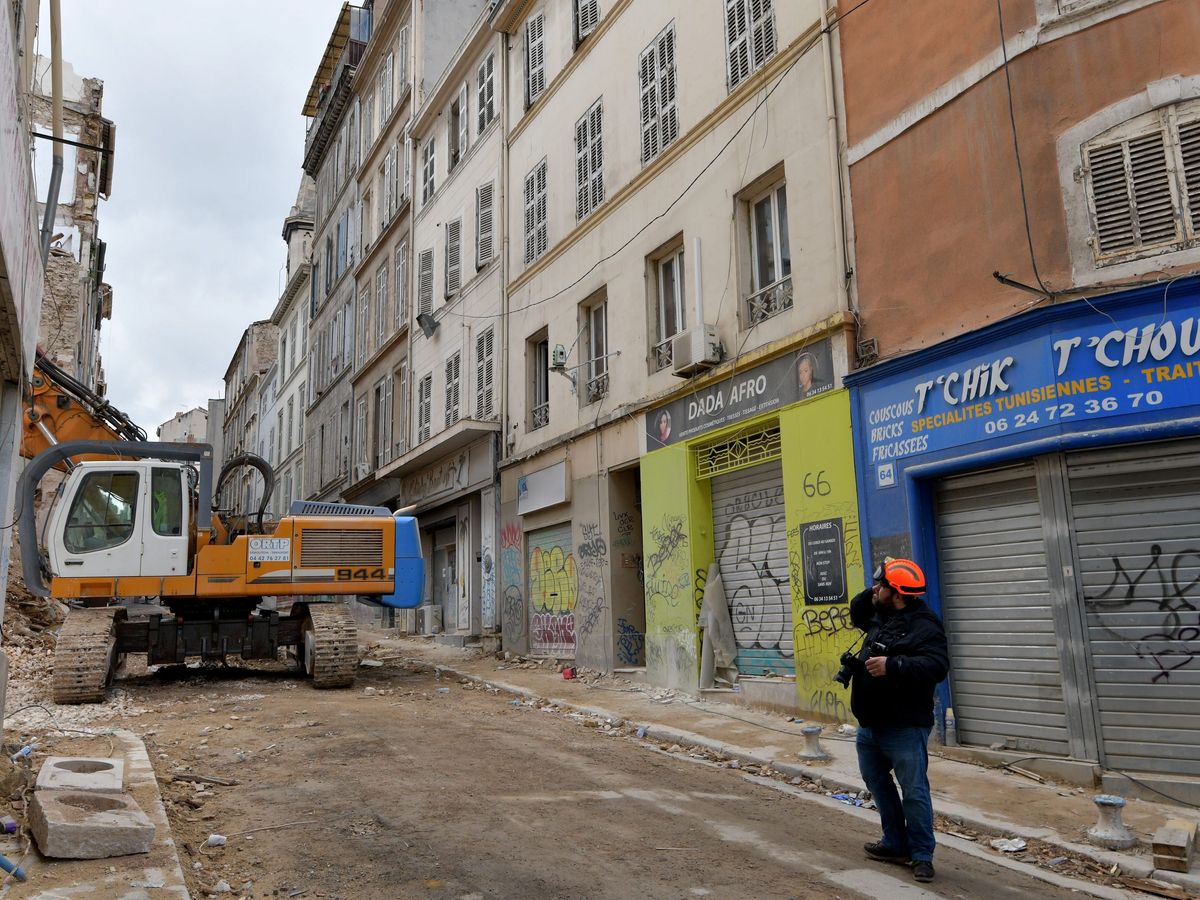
[645,515,691,609]
[643,510,696,688]
[716,509,792,672]
[575,521,609,650]
[500,523,525,643]
[529,541,578,655]
[457,515,471,630]
[616,617,645,666]
[480,548,496,632]
[612,511,636,549]
[1085,542,1200,684]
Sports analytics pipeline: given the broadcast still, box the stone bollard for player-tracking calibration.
[797,725,830,761]
[1087,794,1137,850]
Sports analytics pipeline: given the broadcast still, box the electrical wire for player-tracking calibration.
[1000,755,1200,810]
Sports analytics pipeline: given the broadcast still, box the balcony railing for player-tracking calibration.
[585,372,609,404]
[530,401,549,430]
[303,39,367,176]
[653,338,673,371]
[747,275,793,326]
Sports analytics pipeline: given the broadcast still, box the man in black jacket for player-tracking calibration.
[848,557,949,884]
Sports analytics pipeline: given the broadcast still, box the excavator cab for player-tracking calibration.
[46,460,191,580]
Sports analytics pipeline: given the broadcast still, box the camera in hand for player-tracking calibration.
[833,640,887,687]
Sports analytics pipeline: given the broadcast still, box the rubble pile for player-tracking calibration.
[3,573,65,649]
[4,645,149,730]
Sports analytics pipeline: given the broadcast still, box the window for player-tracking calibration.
[287,397,295,454]
[476,182,495,267]
[64,471,138,553]
[395,239,408,327]
[290,318,298,371]
[1083,101,1200,265]
[340,401,351,474]
[375,375,393,467]
[376,264,389,346]
[584,298,608,403]
[524,159,548,265]
[575,0,600,45]
[477,53,496,133]
[355,397,369,478]
[150,468,182,537]
[725,0,776,92]
[363,91,376,152]
[445,352,461,426]
[530,336,549,430]
[653,246,686,370]
[421,139,436,204]
[396,360,409,456]
[747,181,792,324]
[417,248,434,316]
[383,52,396,117]
[277,411,284,462]
[575,100,604,220]
[391,140,402,210]
[358,277,372,364]
[280,332,289,380]
[525,14,546,107]
[295,388,304,444]
[381,151,393,228]
[418,374,432,442]
[639,24,679,164]
[343,298,354,366]
[445,219,463,297]
[398,26,411,90]
[476,327,495,420]
[449,85,468,170]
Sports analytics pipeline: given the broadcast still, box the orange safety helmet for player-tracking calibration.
[873,558,926,596]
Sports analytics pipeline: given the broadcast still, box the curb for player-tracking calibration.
[431,662,1200,898]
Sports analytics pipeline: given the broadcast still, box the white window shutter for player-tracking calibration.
[476,182,494,267]
[749,0,776,70]
[536,161,548,257]
[477,54,495,133]
[476,327,495,420]
[524,168,537,264]
[445,220,462,296]
[589,103,604,211]
[1086,130,1178,257]
[418,248,434,315]
[458,84,470,157]
[659,27,679,149]
[526,14,546,105]
[576,118,589,220]
[639,45,659,164]
[1180,117,1200,235]
[445,353,461,426]
[577,0,600,42]
[396,240,408,326]
[726,0,751,91]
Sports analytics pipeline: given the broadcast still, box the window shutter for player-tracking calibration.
[396,241,408,326]
[418,375,432,442]
[659,27,679,149]
[445,220,462,296]
[576,118,590,220]
[536,161,548,257]
[526,14,546,106]
[589,103,604,211]
[749,0,776,70]
[381,375,394,464]
[1087,130,1178,257]
[524,168,537,264]
[577,0,600,42]
[726,0,751,90]
[355,398,368,474]
[477,182,495,267]
[477,54,495,133]
[476,327,495,420]
[418,248,434,315]
[458,84,470,159]
[639,45,660,164]
[1178,117,1200,236]
[445,353,461,426]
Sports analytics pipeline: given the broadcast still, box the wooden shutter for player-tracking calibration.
[476,327,495,420]
[458,84,470,160]
[658,27,679,149]
[445,219,462,296]
[639,43,660,164]
[1087,127,1179,258]
[577,0,600,42]
[1179,116,1200,236]
[476,182,494,267]
[725,0,751,91]
[477,54,494,133]
[536,161,548,257]
[418,375,431,442]
[395,240,408,326]
[418,248,434,315]
[355,397,368,476]
[589,103,604,212]
[445,353,461,426]
[524,167,537,264]
[526,14,545,106]
[749,0,776,71]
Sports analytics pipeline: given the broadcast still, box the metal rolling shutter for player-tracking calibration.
[710,460,792,676]
[1066,439,1200,776]
[527,523,576,658]
[936,465,1072,755]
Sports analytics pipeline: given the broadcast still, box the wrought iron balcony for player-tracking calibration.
[653,338,673,371]
[747,275,793,326]
[530,401,549,431]
[585,372,609,404]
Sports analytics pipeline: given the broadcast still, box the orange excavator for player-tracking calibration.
[18,351,423,703]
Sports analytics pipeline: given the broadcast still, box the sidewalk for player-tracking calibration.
[368,633,1200,899]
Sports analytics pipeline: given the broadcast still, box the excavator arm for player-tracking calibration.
[21,350,146,467]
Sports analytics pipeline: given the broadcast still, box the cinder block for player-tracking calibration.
[35,757,125,793]
[29,790,154,859]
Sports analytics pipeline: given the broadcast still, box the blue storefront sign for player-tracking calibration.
[847,277,1200,591]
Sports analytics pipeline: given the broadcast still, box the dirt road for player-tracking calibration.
[33,657,1092,900]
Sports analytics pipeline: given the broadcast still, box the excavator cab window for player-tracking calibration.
[63,471,138,553]
[151,467,183,536]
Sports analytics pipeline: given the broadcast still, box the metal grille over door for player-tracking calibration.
[710,460,792,676]
[936,465,1072,755]
[1067,439,1200,776]
[527,523,576,658]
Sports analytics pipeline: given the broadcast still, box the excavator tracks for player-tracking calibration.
[303,602,358,689]
[52,607,125,704]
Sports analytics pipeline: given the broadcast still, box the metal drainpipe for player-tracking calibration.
[38,0,64,266]
[818,1,851,315]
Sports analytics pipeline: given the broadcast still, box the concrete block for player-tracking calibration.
[36,757,125,793]
[30,790,155,858]
[1153,819,1196,873]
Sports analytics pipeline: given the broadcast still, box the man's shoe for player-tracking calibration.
[912,861,935,882]
[864,842,910,865]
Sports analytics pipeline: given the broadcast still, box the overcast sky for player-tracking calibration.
[38,2,338,432]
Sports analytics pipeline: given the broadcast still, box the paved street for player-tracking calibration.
[97,659,1096,900]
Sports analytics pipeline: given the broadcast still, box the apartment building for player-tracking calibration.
[491,0,853,704]
[344,0,414,510]
[156,407,207,444]
[302,4,371,502]
[221,320,278,517]
[839,0,1200,787]
[382,0,503,641]
[270,178,314,515]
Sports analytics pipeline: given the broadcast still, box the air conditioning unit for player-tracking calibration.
[671,325,721,377]
[415,604,442,635]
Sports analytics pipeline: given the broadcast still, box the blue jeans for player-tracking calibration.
[856,725,935,862]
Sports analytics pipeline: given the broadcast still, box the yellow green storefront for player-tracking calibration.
[640,339,864,721]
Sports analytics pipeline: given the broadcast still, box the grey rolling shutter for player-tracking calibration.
[936,464,1072,755]
[1066,439,1200,776]
[710,460,792,676]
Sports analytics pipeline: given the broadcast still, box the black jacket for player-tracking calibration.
[848,588,949,729]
